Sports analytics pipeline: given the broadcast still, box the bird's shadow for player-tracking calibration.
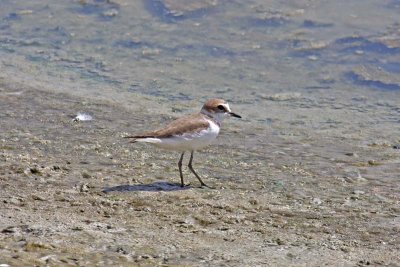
[102,181,191,193]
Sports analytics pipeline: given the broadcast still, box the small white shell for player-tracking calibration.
[72,113,93,122]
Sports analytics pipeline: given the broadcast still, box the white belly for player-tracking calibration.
[140,120,220,151]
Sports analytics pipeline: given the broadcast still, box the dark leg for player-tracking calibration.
[178,152,185,187]
[188,151,208,187]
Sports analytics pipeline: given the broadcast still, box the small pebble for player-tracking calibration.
[29,167,41,175]
[80,183,89,192]
[39,255,57,263]
[142,49,160,57]
[17,10,33,15]
[102,9,118,17]
[352,190,365,195]
[368,160,380,166]
[32,194,47,201]
[82,172,91,179]
[312,198,322,205]
[2,226,17,234]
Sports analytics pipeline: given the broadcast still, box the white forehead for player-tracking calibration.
[221,103,231,112]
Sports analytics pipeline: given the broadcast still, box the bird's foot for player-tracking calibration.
[199,183,213,189]
[180,182,191,187]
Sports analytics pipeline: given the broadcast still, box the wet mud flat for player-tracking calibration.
[1,83,400,266]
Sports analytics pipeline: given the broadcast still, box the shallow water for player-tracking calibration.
[1,0,400,101]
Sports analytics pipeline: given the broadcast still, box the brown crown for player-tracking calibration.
[201,99,226,112]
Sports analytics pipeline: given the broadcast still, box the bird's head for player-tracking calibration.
[201,99,241,123]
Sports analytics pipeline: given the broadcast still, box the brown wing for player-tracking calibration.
[125,113,210,139]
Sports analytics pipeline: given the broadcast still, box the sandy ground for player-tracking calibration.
[0,81,399,266]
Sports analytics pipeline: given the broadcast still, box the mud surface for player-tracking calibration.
[1,82,399,266]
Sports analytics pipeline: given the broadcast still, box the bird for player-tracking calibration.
[124,98,241,187]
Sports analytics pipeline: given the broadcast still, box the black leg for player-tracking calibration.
[178,152,185,187]
[188,151,208,187]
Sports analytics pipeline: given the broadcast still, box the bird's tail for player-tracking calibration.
[123,136,138,143]
[124,135,158,144]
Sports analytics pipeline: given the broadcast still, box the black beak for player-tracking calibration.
[229,112,241,118]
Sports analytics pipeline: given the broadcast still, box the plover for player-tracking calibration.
[125,99,241,187]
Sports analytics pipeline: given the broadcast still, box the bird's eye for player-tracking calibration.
[217,105,225,111]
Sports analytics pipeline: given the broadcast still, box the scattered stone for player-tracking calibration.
[79,183,89,192]
[17,10,33,15]
[4,197,23,205]
[249,199,258,205]
[311,197,322,205]
[52,165,61,171]
[39,255,58,264]
[139,254,152,259]
[102,9,118,17]
[368,160,381,166]
[358,260,371,266]
[27,167,41,175]
[143,207,152,212]
[2,226,17,234]
[114,246,129,255]
[142,48,160,57]
[82,172,91,179]
[308,55,318,61]
[31,194,47,201]
[341,246,352,253]
[294,40,329,51]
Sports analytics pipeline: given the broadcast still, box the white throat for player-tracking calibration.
[201,109,226,125]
